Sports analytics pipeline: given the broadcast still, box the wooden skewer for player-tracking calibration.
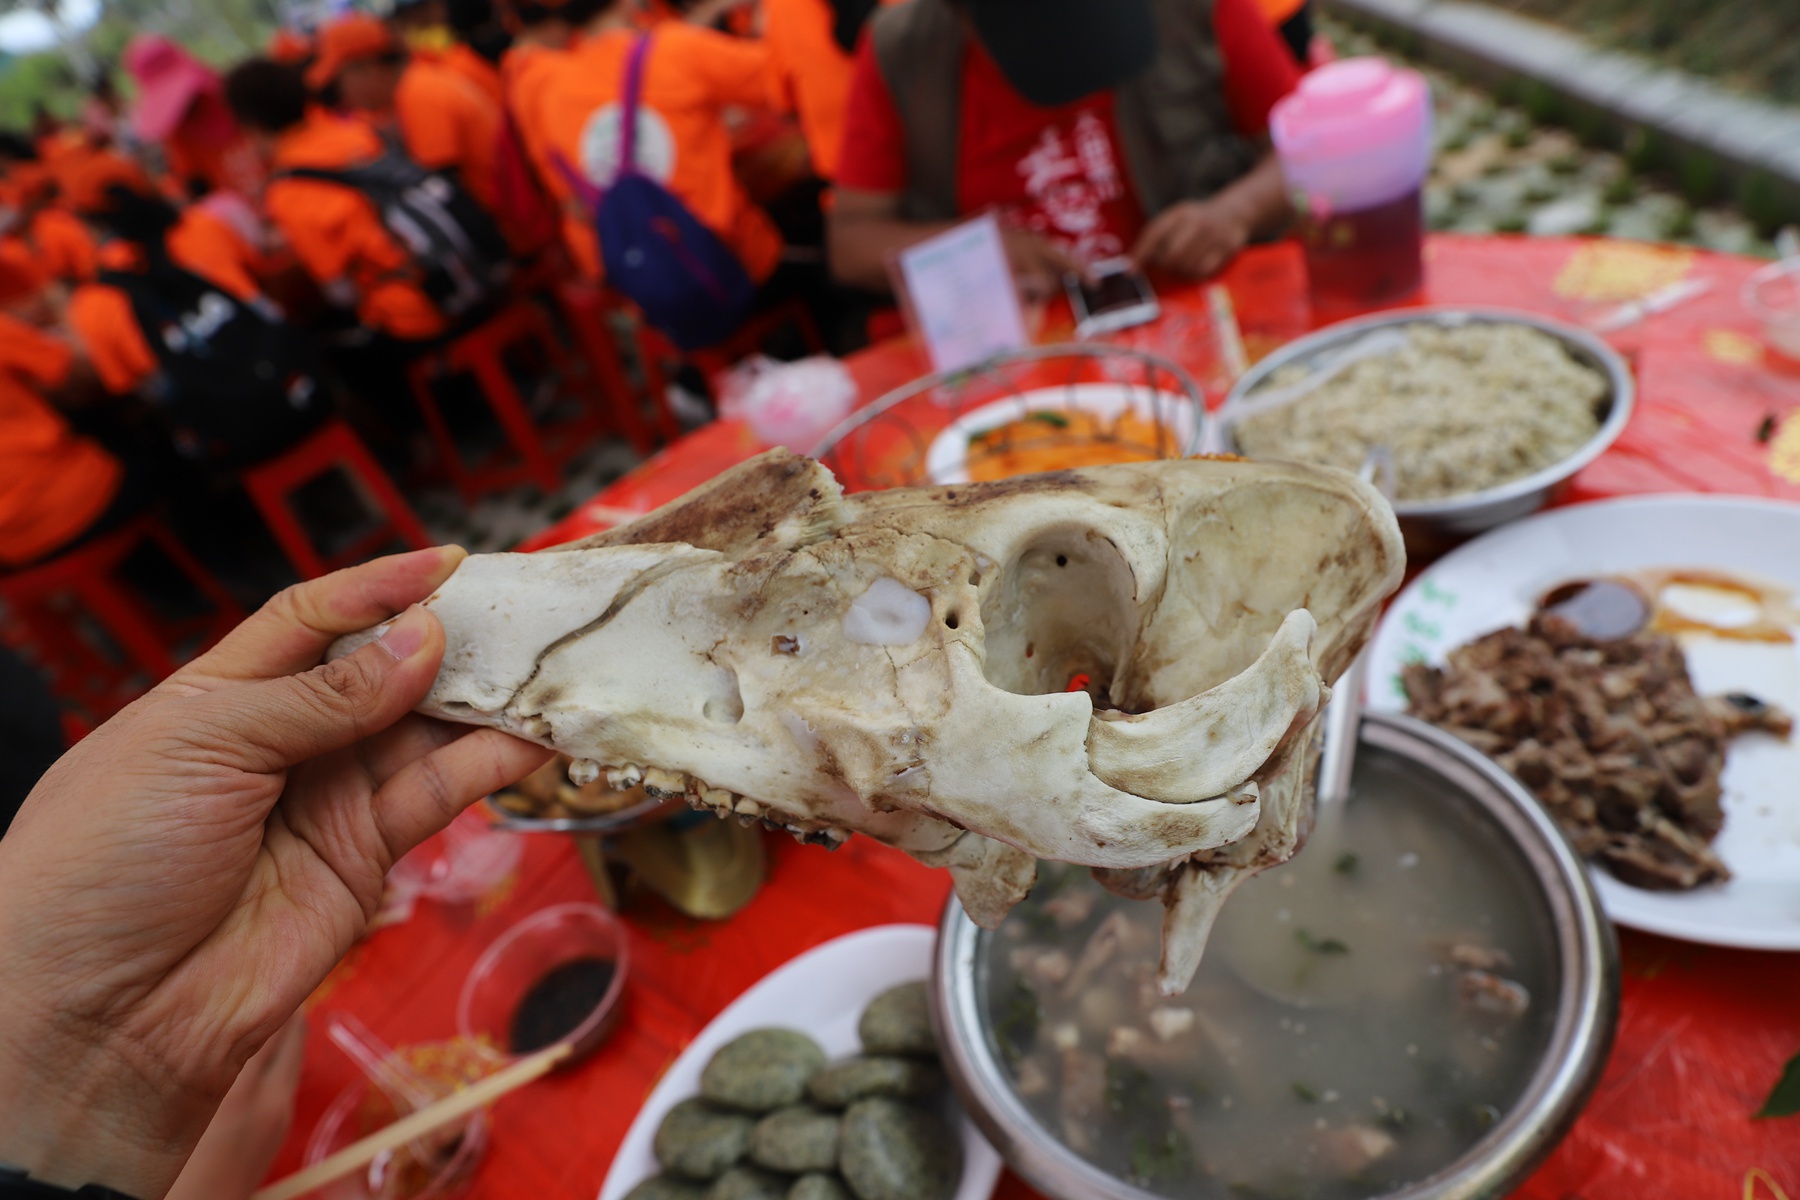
[1208,283,1250,383]
[252,1042,573,1200]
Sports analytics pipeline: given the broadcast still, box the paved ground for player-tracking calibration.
[411,435,643,554]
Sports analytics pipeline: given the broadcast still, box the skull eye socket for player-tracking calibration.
[979,530,1139,703]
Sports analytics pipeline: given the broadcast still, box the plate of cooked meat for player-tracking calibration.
[1366,495,1800,949]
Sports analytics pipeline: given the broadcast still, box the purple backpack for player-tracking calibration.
[562,35,757,351]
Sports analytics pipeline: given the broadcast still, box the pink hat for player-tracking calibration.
[123,35,220,143]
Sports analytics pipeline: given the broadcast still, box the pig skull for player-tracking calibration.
[337,450,1403,991]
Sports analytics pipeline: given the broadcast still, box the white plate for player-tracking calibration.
[599,925,1004,1200]
[924,383,1202,485]
[1367,495,1800,950]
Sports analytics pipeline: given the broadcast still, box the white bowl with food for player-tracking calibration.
[1367,494,1800,949]
[932,711,1617,1200]
[925,383,1203,486]
[1214,309,1634,536]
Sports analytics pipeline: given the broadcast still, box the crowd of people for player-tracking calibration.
[0,0,1323,1194]
[0,0,1314,587]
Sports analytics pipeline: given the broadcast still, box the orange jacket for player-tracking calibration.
[1256,0,1308,24]
[68,209,263,396]
[263,111,447,340]
[0,313,122,567]
[523,25,785,283]
[396,56,504,212]
[440,44,507,108]
[24,208,98,283]
[761,0,878,180]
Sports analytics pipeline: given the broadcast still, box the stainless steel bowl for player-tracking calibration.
[932,711,1619,1200]
[1215,308,1635,536]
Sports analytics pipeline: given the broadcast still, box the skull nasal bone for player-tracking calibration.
[843,577,932,646]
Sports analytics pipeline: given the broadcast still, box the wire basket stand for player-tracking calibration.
[809,343,1208,491]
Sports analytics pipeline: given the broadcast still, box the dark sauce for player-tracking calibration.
[1538,578,1651,640]
[509,957,616,1054]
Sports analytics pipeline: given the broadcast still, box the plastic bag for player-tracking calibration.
[718,355,858,453]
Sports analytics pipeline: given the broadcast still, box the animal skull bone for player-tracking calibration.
[334,450,1403,991]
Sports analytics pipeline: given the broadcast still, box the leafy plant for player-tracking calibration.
[1129,1129,1194,1185]
[1295,928,1349,955]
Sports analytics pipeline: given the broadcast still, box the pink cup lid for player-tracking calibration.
[1271,57,1430,163]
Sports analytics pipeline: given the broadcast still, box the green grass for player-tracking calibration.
[1602,172,1639,205]
[1664,202,1697,239]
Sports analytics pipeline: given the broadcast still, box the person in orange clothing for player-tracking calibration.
[267,27,316,68]
[761,0,886,181]
[0,310,136,569]
[308,13,504,213]
[0,134,99,285]
[225,59,447,343]
[393,0,512,108]
[60,153,263,398]
[122,35,266,200]
[0,164,97,287]
[519,0,789,285]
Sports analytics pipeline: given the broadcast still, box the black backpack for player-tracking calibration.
[102,260,329,467]
[277,151,512,320]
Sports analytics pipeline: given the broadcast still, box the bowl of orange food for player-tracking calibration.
[925,383,1203,484]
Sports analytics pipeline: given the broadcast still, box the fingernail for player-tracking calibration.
[376,605,430,660]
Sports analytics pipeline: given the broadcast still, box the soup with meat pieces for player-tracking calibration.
[980,750,1557,1199]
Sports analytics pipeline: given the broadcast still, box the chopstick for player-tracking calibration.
[1207,285,1250,382]
[251,1042,573,1200]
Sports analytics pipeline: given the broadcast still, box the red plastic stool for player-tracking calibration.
[553,280,680,454]
[241,418,432,580]
[0,514,243,721]
[407,301,605,503]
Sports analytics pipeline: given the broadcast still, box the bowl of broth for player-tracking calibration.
[932,711,1617,1200]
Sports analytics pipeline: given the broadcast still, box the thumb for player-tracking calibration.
[194,604,445,775]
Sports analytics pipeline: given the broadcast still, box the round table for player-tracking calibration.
[272,234,1800,1199]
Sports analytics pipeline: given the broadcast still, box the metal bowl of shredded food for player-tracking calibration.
[1215,308,1633,535]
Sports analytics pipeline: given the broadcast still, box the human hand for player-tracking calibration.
[0,547,551,1199]
[165,1014,309,1200]
[1000,226,1086,304]
[1131,199,1252,280]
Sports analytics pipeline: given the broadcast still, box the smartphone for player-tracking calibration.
[1068,257,1160,338]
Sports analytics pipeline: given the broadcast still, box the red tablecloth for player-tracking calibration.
[274,235,1800,1199]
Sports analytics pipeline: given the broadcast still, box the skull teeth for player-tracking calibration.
[642,767,687,798]
[567,757,603,787]
[607,764,645,790]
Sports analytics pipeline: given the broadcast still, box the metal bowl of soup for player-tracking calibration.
[932,711,1617,1200]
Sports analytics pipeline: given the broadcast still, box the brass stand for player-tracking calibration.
[573,817,766,920]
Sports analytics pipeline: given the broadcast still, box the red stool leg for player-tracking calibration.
[72,574,181,681]
[634,324,686,443]
[143,522,243,635]
[558,285,656,453]
[333,429,432,552]
[244,468,330,580]
[461,344,562,494]
[407,354,481,504]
